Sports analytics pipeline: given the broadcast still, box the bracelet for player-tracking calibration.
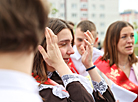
[86,65,96,71]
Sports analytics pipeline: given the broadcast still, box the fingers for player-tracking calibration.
[80,45,85,54]
[38,45,48,62]
[45,27,51,46]
[86,30,94,41]
[46,27,58,44]
[84,30,94,45]
[83,39,90,47]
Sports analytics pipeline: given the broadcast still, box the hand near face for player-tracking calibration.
[81,30,95,68]
[38,27,64,69]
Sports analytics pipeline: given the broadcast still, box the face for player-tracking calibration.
[57,28,74,63]
[75,27,95,55]
[117,26,134,56]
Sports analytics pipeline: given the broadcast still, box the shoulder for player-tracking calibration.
[93,47,104,56]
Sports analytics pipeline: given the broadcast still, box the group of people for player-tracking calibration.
[0,0,138,102]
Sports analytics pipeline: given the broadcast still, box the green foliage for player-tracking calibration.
[50,3,58,15]
[133,22,138,30]
[134,46,138,55]
[51,8,58,14]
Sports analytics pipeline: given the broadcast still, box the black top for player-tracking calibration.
[39,71,115,102]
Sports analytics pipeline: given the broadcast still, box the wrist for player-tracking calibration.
[86,65,96,71]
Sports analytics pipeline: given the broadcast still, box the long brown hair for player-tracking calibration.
[32,18,74,84]
[101,21,138,67]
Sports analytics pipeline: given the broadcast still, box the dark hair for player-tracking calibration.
[77,20,97,39]
[0,0,49,53]
[67,21,75,26]
[33,18,74,84]
[101,21,138,67]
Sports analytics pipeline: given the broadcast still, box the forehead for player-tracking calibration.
[57,28,73,41]
[75,27,96,38]
[120,26,134,35]
[75,28,86,38]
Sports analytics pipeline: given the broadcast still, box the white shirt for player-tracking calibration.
[70,45,104,76]
[0,69,42,102]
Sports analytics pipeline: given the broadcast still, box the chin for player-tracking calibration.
[127,51,133,55]
[65,61,69,64]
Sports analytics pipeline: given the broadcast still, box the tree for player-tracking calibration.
[50,3,58,15]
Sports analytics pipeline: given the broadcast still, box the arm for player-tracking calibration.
[38,27,95,101]
[80,30,115,102]
[81,30,101,83]
[38,27,73,77]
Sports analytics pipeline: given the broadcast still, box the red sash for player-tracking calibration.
[68,58,79,74]
[94,56,138,102]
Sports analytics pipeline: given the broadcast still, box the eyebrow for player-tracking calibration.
[121,32,134,35]
[77,38,82,39]
[58,39,72,42]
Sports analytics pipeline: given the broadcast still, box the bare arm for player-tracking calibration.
[81,30,101,83]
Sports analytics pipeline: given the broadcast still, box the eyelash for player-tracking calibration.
[61,43,66,46]
[121,36,126,38]
[131,35,134,37]
[78,39,83,42]
[121,34,134,38]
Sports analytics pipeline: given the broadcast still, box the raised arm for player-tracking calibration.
[38,27,95,102]
[81,30,101,82]
[38,27,73,77]
[81,30,115,102]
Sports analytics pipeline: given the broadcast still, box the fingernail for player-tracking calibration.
[84,32,87,35]
[46,27,50,30]
[38,45,42,50]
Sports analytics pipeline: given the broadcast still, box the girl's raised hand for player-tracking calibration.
[38,27,64,68]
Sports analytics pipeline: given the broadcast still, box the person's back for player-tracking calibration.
[0,0,49,102]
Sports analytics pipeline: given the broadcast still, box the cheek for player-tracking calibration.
[132,38,135,43]
[75,41,82,46]
[59,48,66,57]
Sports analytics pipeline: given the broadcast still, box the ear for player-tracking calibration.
[94,37,98,44]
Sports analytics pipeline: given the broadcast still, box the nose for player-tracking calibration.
[67,45,75,55]
[127,36,133,43]
[82,41,86,48]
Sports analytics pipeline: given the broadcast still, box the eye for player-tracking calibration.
[61,43,67,46]
[131,34,134,38]
[77,38,83,42]
[121,35,126,38]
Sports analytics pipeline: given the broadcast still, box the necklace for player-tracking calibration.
[119,61,129,69]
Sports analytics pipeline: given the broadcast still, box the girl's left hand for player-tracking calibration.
[38,27,64,69]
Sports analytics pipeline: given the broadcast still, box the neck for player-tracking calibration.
[46,64,55,72]
[0,52,34,75]
[118,54,129,69]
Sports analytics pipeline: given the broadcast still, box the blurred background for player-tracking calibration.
[47,0,138,55]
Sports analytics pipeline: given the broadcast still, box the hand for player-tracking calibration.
[38,27,64,69]
[81,30,95,68]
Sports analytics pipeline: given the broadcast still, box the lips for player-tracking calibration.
[125,46,133,50]
[63,58,69,63]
